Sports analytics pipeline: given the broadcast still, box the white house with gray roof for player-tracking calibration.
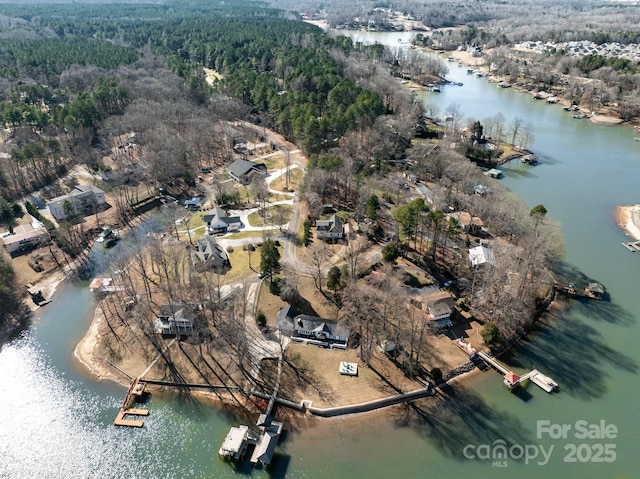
[47,184,106,221]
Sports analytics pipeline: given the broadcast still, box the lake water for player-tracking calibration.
[1,30,639,478]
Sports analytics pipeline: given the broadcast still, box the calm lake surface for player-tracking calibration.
[1,30,639,478]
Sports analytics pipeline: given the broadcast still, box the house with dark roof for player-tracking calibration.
[184,196,206,211]
[191,235,230,272]
[154,303,195,336]
[277,306,350,347]
[226,159,267,185]
[316,214,343,240]
[203,207,242,234]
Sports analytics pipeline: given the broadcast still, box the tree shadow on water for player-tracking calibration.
[389,384,534,461]
[553,262,635,326]
[506,310,637,400]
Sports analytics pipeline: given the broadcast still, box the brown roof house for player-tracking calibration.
[316,215,343,241]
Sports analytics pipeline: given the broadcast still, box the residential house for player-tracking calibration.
[226,159,267,185]
[47,185,107,221]
[203,207,242,234]
[1,220,49,255]
[184,196,206,211]
[316,214,343,240]
[191,235,230,272]
[154,303,195,336]
[451,211,485,236]
[425,300,453,328]
[277,306,350,347]
[469,245,496,266]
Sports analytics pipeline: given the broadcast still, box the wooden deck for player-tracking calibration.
[113,378,149,428]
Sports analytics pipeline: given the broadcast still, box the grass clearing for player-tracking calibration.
[259,153,285,171]
[247,204,292,228]
[269,168,303,192]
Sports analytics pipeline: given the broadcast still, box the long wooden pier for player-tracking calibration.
[113,377,149,427]
[477,351,510,375]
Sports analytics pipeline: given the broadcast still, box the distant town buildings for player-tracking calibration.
[514,40,640,60]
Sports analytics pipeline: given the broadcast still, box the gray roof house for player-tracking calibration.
[203,207,242,234]
[155,303,195,336]
[316,215,343,240]
[426,300,453,329]
[191,235,230,272]
[277,306,350,348]
[47,184,107,221]
[226,159,267,185]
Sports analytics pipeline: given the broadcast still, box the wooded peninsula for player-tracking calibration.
[3,0,613,415]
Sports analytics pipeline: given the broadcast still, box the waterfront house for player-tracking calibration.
[47,184,106,221]
[316,214,344,240]
[203,207,242,234]
[277,306,350,347]
[154,303,195,336]
[226,159,267,185]
[425,300,453,328]
[191,235,230,272]
[1,220,49,255]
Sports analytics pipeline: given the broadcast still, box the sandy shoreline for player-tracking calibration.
[615,205,640,241]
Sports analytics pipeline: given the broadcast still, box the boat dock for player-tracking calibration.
[113,378,149,427]
[476,351,558,393]
[622,240,640,252]
[219,356,285,467]
[554,281,604,300]
[521,369,558,393]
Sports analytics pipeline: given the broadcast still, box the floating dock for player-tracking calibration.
[522,369,558,393]
[219,425,258,461]
[113,378,149,427]
[622,240,640,252]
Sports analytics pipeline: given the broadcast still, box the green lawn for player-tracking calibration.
[269,168,303,192]
[247,204,292,228]
[259,152,285,171]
